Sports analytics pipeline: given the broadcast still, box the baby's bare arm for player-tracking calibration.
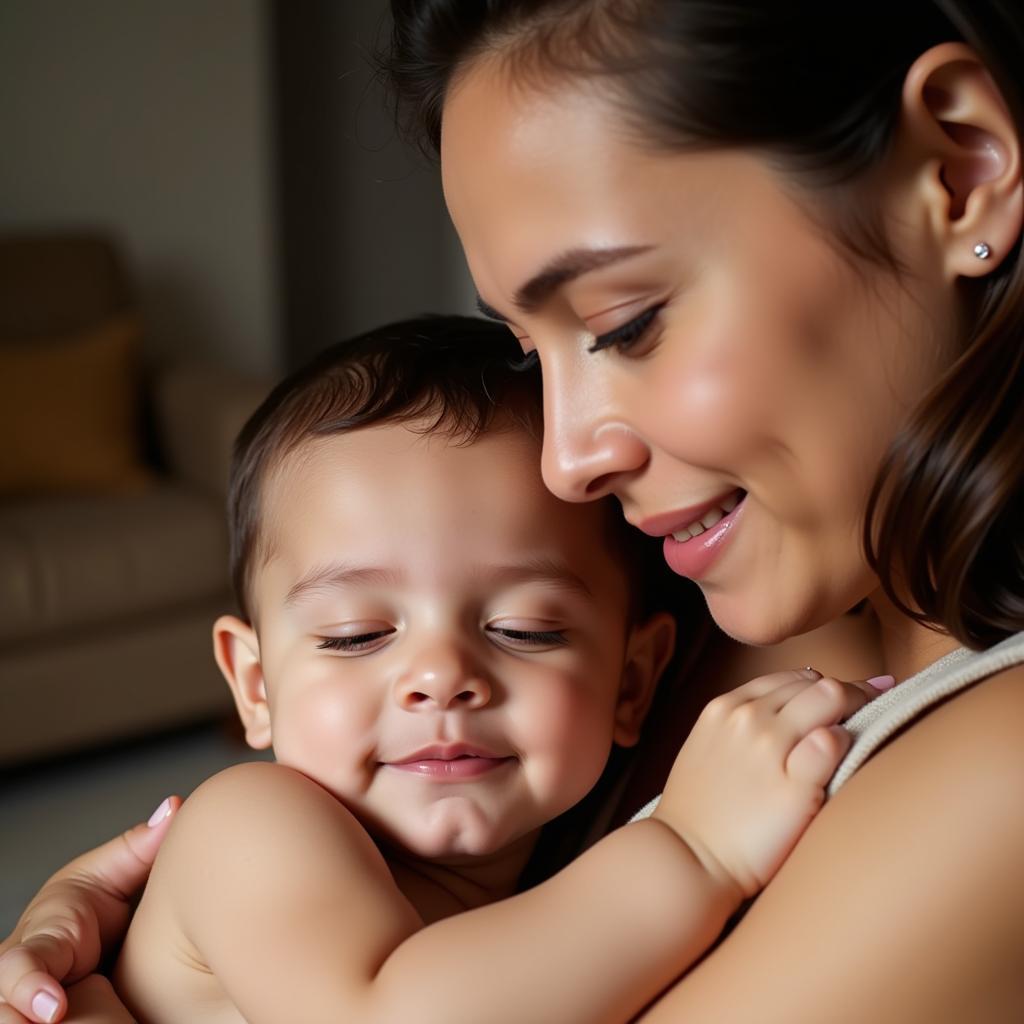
[124,669,876,1024]
[125,761,734,1024]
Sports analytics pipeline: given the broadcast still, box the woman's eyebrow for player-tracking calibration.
[476,244,654,322]
[515,244,653,312]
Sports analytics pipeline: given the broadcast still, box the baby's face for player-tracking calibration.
[246,420,650,860]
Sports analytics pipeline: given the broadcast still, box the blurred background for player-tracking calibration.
[0,0,474,931]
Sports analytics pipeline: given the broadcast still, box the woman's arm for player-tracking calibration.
[0,799,178,1024]
[637,666,1024,1022]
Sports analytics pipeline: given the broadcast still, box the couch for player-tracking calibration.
[0,234,271,766]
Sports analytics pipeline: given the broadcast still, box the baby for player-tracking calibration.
[111,316,874,1024]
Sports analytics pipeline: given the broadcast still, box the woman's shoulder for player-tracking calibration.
[637,662,1024,1021]
[885,656,1024,789]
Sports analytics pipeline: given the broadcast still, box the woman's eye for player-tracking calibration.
[317,629,395,654]
[588,304,664,355]
[487,626,568,649]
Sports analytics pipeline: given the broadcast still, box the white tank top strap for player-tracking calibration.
[827,629,1024,795]
[630,630,1024,822]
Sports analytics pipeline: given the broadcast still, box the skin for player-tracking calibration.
[106,421,870,1024]
[2,34,1022,1024]
[436,41,1024,1020]
[220,422,665,868]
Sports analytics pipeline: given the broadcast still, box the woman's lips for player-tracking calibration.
[660,492,747,580]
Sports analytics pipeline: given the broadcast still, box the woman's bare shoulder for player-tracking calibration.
[638,664,1024,1022]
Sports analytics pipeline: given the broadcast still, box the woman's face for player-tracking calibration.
[441,61,960,644]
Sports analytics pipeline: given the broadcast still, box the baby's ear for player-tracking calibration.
[614,611,677,747]
[213,615,272,750]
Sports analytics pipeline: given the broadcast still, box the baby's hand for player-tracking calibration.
[652,668,889,900]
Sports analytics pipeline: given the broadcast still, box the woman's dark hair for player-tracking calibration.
[383,0,1024,648]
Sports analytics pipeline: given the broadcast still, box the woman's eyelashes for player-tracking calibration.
[587,303,664,355]
[508,348,540,372]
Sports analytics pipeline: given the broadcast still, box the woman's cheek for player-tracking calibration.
[646,316,780,470]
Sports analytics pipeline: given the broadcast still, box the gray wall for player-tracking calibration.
[0,0,282,374]
[272,1,474,368]
[0,1,475,376]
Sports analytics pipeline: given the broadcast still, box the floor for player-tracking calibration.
[0,719,271,934]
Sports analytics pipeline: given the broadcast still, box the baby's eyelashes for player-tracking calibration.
[317,628,396,654]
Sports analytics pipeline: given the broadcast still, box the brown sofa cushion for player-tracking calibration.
[0,314,151,494]
[0,483,229,645]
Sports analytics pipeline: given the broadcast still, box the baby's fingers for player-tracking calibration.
[776,674,892,746]
[786,725,853,787]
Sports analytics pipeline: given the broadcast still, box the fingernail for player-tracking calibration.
[867,674,896,692]
[802,665,821,678]
[147,797,172,827]
[32,989,60,1023]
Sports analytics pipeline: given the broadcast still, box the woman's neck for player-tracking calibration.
[868,588,962,681]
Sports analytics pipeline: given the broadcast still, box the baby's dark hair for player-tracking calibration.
[227,315,672,625]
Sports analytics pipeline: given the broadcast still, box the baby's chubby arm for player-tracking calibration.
[651,668,887,898]
[126,761,716,1024]
[118,669,878,1024]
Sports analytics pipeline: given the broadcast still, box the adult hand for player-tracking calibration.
[0,797,179,1023]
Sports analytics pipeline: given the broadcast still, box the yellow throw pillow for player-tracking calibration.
[0,314,152,494]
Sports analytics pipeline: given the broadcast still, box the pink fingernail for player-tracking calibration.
[867,674,896,692]
[147,797,172,827]
[32,989,60,1023]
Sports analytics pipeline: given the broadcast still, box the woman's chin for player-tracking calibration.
[703,589,830,648]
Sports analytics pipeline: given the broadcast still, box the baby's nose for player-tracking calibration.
[394,646,491,711]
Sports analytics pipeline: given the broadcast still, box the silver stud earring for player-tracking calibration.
[973,242,992,260]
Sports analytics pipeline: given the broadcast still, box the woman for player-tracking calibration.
[3,1,1023,1020]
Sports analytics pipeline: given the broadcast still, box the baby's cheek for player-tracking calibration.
[274,683,371,787]
[517,677,617,800]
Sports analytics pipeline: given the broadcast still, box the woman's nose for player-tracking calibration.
[394,643,492,711]
[540,386,649,503]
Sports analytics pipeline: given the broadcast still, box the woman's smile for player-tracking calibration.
[442,65,960,644]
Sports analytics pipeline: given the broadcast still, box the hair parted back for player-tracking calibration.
[383,0,1024,649]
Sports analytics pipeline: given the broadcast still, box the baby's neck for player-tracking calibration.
[380,830,541,925]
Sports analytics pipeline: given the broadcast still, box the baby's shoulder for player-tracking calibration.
[161,761,389,897]
[180,760,343,817]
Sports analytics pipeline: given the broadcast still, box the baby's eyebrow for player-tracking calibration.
[284,563,404,607]
[283,558,593,607]
[482,558,593,599]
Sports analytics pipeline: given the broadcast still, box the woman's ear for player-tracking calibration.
[613,611,677,748]
[212,614,272,750]
[897,42,1023,279]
